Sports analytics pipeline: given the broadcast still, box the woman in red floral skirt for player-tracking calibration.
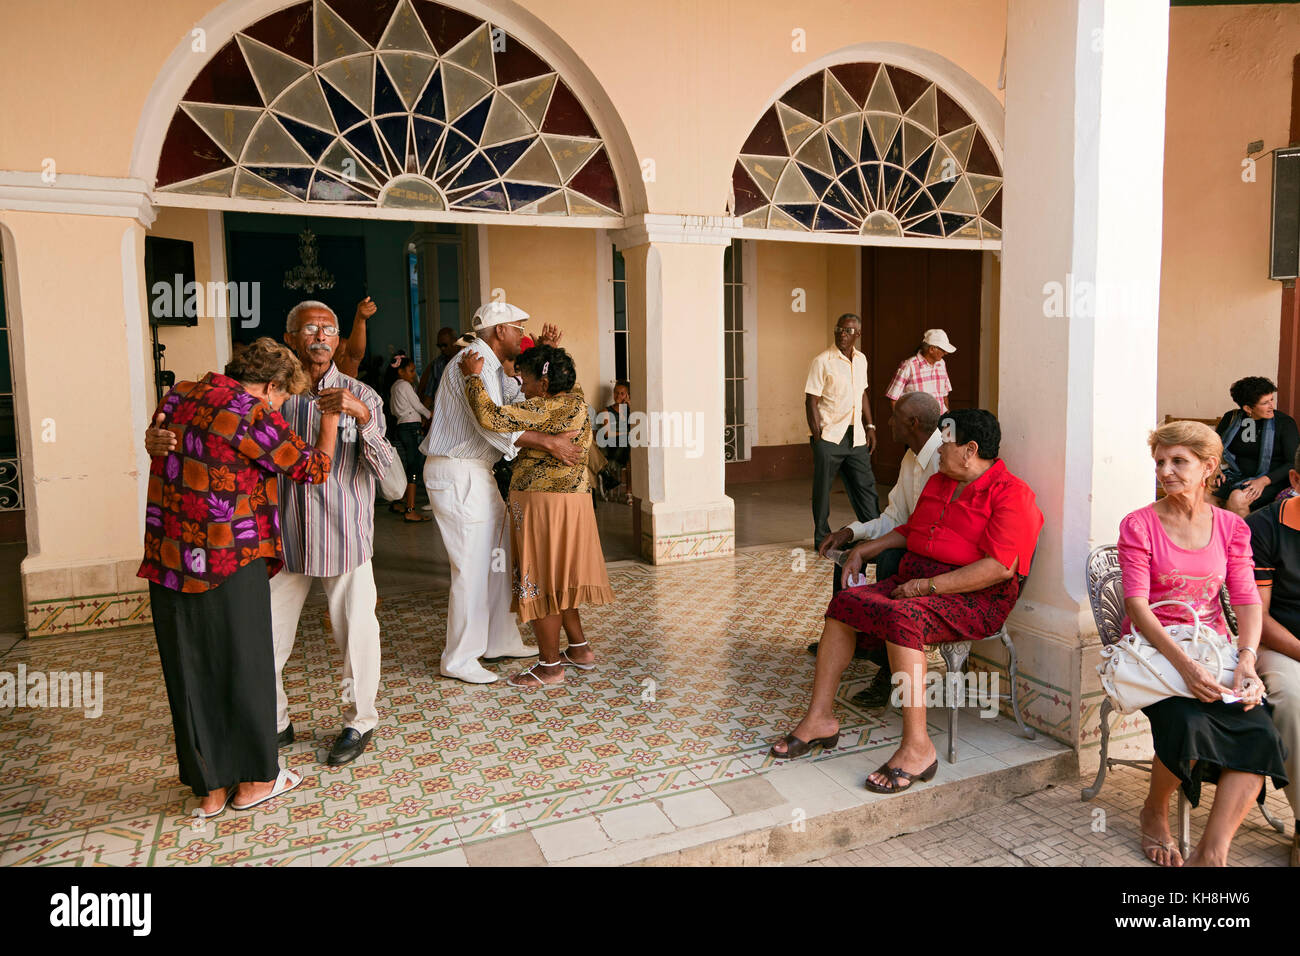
[771,409,1043,794]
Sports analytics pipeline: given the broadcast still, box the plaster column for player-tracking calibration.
[996,0,1168,750]
[0,176,157,636]
[612,216,736,564]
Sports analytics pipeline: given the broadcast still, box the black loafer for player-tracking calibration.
[326,728,373,766]
[276,723,295,748]
[851,666,895,708]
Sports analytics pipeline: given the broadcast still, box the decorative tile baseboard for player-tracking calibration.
[643,529,735,564]
[26,591,151,637]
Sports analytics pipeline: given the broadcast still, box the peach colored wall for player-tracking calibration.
[0,0,1006,216]
[149,207,224,384]
[483,225,600,405]
[1159,4,1300,419]
[754,241,829,446]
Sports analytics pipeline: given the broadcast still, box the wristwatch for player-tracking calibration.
[867,424,876,430]
[928,580,938,595]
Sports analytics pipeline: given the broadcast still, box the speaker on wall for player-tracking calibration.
[1271,147,1300,281]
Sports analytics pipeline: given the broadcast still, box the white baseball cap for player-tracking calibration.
[471,301,529,332]
[923,328,956,353]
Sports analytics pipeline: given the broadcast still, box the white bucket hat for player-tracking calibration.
[471,301,529,332]
[923,328,956,353]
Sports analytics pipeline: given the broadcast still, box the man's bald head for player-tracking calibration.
[896,390,941,430]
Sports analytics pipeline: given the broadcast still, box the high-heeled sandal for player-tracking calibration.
[559,641,595,671]
[508,660,566,688]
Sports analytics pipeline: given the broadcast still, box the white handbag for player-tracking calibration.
[1097,599,1238,714]
[377,443,409,501]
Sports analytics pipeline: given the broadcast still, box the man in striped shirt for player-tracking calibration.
[146,300,394,767]
[422,301,582,684]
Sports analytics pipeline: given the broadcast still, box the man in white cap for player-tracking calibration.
[884,328,955,413]
[421,301,581,683]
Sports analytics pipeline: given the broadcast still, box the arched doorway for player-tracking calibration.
[728,59,1004,485]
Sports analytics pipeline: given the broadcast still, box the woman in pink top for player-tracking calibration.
[1117,420,1284,867]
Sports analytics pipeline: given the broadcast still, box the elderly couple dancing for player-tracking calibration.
[424,301,615,688]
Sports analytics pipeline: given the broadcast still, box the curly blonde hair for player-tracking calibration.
[223,337,310,395]
[1148,420,1223,487]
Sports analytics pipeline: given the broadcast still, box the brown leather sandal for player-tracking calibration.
[864,759,938,794]
[769,731,840,760]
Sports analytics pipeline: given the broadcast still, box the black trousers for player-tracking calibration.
[812,430,879,548]
[393,421,425,485]
[150,559,278,796]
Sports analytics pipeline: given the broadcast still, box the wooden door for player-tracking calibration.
[861,247,982,484]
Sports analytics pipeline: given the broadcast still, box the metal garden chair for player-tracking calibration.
[1081,544,1286,857]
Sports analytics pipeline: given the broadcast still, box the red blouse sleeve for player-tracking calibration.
[978,474,1043,575]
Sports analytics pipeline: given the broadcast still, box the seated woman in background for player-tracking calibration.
[459,344,615,687]
[771,409,1042,796]
[1119,420,1285,866]
[1213,376,1299,516]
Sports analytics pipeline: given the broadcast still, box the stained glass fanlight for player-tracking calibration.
[731,64,1002,239]
[155,0,621,216]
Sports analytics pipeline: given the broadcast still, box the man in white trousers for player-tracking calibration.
[422,301,581,683]
[145,300,394,766]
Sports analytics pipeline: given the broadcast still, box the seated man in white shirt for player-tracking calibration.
[808,390,943,706]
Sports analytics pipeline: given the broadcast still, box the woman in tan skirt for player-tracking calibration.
[459,344,615,687]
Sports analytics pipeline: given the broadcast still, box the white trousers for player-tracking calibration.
[270,561,380,734]
[424,455,524,672]
[1257,648,1300,819]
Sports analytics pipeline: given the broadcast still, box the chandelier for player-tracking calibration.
[283,228,335,293]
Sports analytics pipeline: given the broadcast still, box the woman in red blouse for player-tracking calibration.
[772,409,1043,795]
[138,338,338,818]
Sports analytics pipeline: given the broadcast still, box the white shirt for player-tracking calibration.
[390,378,431,424]
[804,346,869,446]
[848,429,943,541]
[420,338,523,463]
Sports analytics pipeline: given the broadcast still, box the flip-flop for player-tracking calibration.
[864,759,938,794]
[559,642,596,671]
[402,509,431,522]
[231,768,302,811]
[192,790,235,820]
[507,661,566,688]
[1140,831,1183,867]
[769,731,840,760]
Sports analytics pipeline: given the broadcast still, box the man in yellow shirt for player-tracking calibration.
[805,313,879,549]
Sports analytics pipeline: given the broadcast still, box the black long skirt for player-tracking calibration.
[1142,696,1290,808]
[149,559,278,796]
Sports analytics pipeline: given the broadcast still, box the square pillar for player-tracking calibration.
[1,206,155,636]
[613,216,736,564]
[996,0,1168,749]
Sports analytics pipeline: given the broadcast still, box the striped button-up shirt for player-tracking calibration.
[278,363,393,577]
[421,337,522,463]
[884,353,953,413]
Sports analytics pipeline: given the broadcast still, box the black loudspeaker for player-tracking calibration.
[1271,147,1300,280]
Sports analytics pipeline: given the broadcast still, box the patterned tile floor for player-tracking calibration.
[0,544,1082,867]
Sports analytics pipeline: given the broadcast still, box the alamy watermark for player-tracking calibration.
[593,408,705,459]
[151,274,260,327]
[0,664,103,718]
[890,669,1001,718]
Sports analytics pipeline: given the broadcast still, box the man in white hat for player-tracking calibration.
[884,328,955,413]
[421,301,581,683]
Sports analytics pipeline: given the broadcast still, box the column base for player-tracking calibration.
[640,498,735,565]
[22,558,151,637]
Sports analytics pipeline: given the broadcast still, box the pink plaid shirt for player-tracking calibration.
[885,354,952,412]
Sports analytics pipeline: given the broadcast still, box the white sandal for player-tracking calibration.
[559,641,596,671]
[192,789,235,820]
[231,768,302,811]
[508,660,565,687]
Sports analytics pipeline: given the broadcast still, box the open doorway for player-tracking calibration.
[861,246,983,484]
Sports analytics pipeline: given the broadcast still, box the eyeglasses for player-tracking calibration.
[502,323,527,334]
[835,327,859,336]
[295,324,340,336]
